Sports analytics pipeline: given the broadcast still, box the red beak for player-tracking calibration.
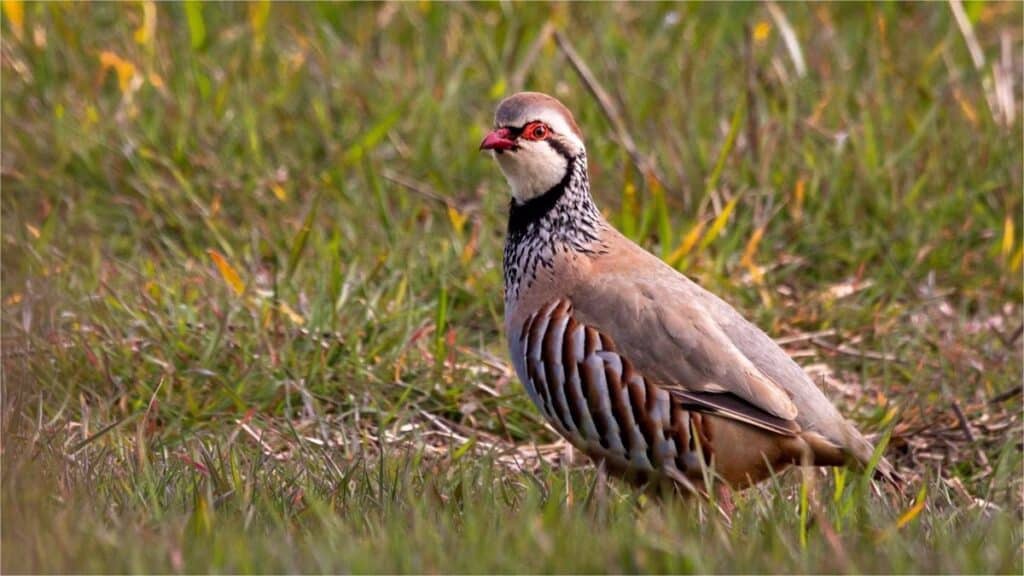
[479,128,516,151]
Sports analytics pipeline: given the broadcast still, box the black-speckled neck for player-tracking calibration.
[503,154,605,302]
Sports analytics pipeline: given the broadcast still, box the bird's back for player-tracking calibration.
[576,228,885,469]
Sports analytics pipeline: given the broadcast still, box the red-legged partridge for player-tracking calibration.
[481,91,898,492]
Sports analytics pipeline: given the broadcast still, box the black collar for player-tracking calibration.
[506,157,576,238]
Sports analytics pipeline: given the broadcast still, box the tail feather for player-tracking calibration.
[842,424,904,491]
[800,429,904,492]
[872,457,904,490]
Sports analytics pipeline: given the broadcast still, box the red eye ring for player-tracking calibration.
[523,122,549,140]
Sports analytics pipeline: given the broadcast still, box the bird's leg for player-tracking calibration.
[716,482,736,520]
[583,458,609,514]
[595,458,608,506]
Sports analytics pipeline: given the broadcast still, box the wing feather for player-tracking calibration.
[571,274,800,422]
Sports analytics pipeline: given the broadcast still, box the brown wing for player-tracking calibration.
[571,273,800,422]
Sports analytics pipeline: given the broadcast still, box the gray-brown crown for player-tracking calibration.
[494,92,583,139]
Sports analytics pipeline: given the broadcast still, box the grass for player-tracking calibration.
[2,2,1022,573]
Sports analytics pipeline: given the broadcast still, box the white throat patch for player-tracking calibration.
[494,141,568,203]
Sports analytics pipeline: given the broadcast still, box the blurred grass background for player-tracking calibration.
[2,1,1022,573]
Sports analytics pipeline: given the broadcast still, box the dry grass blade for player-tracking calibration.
[810,337,904,363]
[765,2,807,78]
[381,169,458,209]
[951,400,992,473]
[775,329,838,346]
[553,30,671,194]
[510,21,557,93]
[989,385,1022,404]
[948,0,1013,127]
[66,413,139,455]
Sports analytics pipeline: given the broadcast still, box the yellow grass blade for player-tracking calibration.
[740,226,765,267]
[1001,215,1014,261]
[184,0,206,50]
[895,485,927,529]
[207,249,245,296]
[278,301,304,326]
[699,196,739,250]
[460,224,478,265]
[791,178,805,222]
[666,219,707,268]
[98,51,137,94]
[249,0,271,47]
[741,226,766,284]
[2,0,23,42]
[134,1,157,47]
[271,183,288,201]
[447,205,468,236]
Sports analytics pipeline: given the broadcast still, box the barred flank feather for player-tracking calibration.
[519,299,709,481]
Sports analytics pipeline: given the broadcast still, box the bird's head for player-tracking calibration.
[480,92,585,204]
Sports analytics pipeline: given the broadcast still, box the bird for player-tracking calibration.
[480,91,899,495]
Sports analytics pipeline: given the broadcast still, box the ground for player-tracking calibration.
[2,2,1022,573]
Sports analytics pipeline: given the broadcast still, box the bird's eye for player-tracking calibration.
[523,123,548,140]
